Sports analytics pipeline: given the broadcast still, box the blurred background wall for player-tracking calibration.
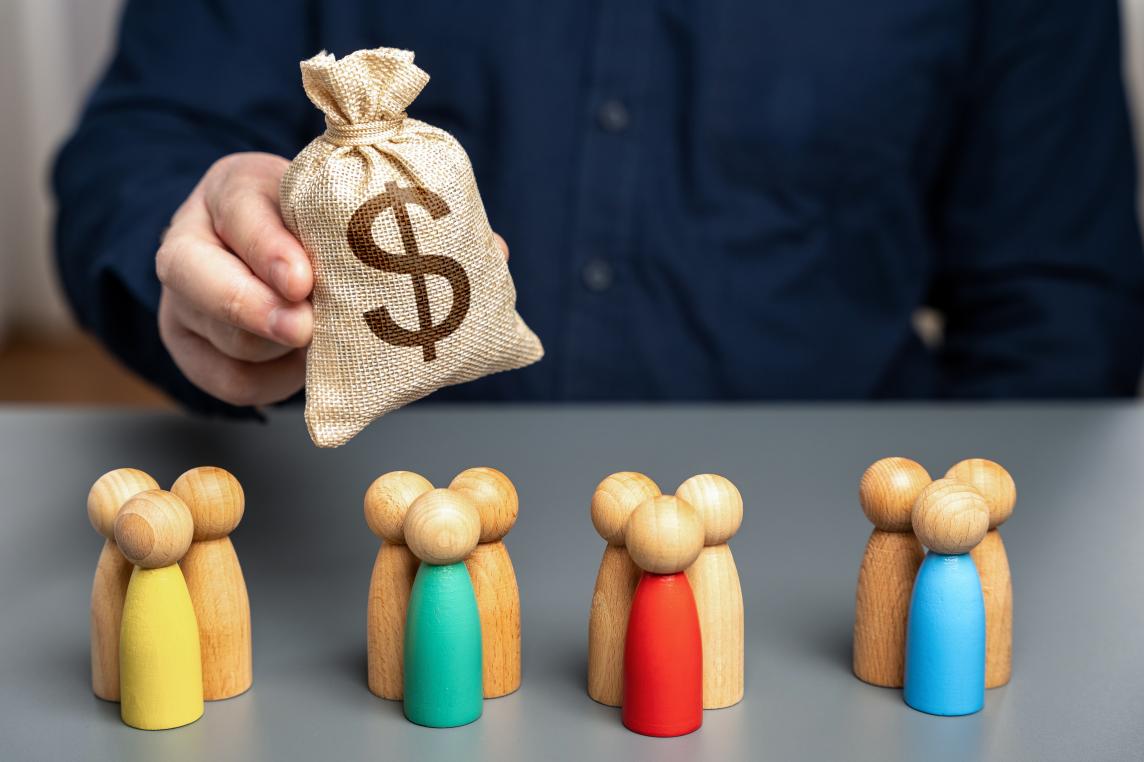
[0,0,170,403]
[1126,1,1144,208]
[1,1,1143,402]
[0,0,121,338]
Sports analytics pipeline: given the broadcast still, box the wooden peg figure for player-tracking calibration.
[853,457,930,687]
[450,467,521,698]
[904,479,989,717]
[115,490,204,730]
[170,467,251,701]
[87,468,160,701]
[946,458,1015,688]
[677,474,744,709]
[622,495,705,737]
[588,472,662,706]
[402,489,483,728]
[364,470,433,700]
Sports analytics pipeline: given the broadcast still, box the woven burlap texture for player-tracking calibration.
[281,48,543,447]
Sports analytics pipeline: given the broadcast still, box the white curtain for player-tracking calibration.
[1125,1,1144,219]
[0,0,121,340]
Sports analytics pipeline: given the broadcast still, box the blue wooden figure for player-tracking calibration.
[904,479,990,717]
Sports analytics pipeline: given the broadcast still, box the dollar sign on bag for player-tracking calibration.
[347,182,471,361]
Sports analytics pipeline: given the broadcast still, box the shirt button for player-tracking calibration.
[597,99,630,133]
[581,258,614,292]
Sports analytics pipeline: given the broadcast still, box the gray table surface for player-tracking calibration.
[0,403,1141,761]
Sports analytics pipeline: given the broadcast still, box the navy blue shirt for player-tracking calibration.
[54,0,1144,415]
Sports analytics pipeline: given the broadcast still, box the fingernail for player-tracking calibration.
[269,306,305,346]
[270,261,292,296]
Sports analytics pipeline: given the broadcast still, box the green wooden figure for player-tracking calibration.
[402,489,484,727]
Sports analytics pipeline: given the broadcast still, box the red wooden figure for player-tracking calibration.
[620,495,706,737]
[623,573,703,736]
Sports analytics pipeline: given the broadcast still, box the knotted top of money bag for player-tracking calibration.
[281,48,544,447]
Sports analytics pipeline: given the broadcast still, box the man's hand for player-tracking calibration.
[157,152,313,406]
[157,151,510,407]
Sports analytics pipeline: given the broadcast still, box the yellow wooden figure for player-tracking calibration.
[115,489,204,730]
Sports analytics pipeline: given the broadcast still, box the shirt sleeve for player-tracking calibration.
[52,0,318,416]
[930,0,1144,397]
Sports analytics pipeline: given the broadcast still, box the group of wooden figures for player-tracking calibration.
[87,463,743,737]
[853,457,1015,716]
[588,472,745,737]
[363,467,521,728]
[87,466,252,730]
[87,457,1008,733]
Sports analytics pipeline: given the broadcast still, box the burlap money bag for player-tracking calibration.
[281,48,543,447]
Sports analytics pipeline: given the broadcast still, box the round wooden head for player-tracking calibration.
[859,457,932,532]
[676,473,743,546]
[364,471,434,543]
[625,495,705,574]
[591,472,661,545]
[114,489,194,568]
[404,489,481,565]
[449,467,518,543]
[87,468,160,540]
[912,479,989,555]
[170,466,244,541]
[944,458,1015,530]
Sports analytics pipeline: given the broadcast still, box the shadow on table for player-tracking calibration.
[321,642,409,720]
[549,642,588,692]
[749,590,855,676]
[801,618,852,672]
[328,642,369,689]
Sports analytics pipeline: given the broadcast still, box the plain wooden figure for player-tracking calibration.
[450,467,521,698]
[170,467,252,701]
[402,489,483,728]
[622,495,705,737]
[115,489,204,730]
[364,470,433,700]
[903,479,989,717]
[946,458,1015,688]
[87,467,160,702]
[588,471,662,706]
[853,457,930,687]
[677,473,744,709]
